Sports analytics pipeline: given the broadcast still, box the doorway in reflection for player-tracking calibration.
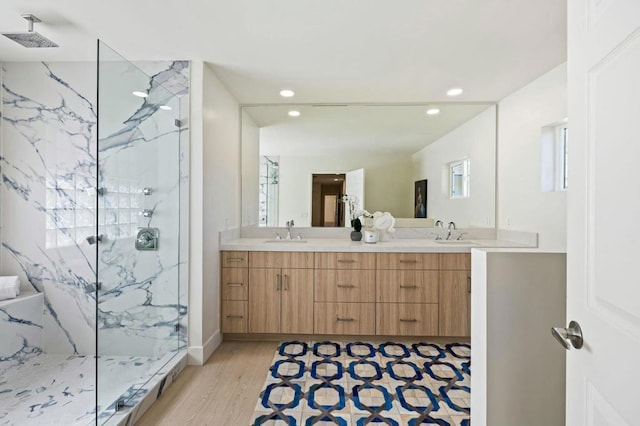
[311,174,345,227]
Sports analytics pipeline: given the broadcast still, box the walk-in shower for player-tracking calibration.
[0,41,189,425]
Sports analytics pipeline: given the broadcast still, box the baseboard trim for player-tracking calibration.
[187,331,223,365]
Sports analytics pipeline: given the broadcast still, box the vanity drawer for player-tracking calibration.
[439,253,471,270]
[222,301,248,333]
[314,302,375,335]
[376,270,438,303]
[315,270,376,303]
[222,251,249,268]
[315,252,376,270]
[376,253,439,270]
[222,268,248,300]
[249,251,314,269]
[376,303,438,336]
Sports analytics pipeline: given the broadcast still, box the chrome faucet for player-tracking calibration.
[286,219,295,239]
[435,220,443,228]
[446,221,457,240]
[456,232,468,241]
[430,232,442,241]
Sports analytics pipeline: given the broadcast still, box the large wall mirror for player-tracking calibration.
[241,103,496,228]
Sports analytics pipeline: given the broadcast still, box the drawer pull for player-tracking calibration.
[337,259,356,263]
[399,260,418,264]
[226,282,244,287]
[400,319,418,323]
[336,317,355,322]
[468,275,472,293]
[226,315,244,319]
[399,284,418,289]
[337,284,356,289]
[226,257,244,262]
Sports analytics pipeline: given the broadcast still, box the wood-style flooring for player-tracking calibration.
[136,341,278,426]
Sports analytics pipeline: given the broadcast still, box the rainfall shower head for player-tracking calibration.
[2,14,58,48]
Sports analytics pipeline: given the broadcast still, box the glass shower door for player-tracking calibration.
[96,41,181,423]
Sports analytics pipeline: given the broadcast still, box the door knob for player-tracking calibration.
[551,320,583,350]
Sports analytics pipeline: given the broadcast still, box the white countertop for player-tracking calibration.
[219,237,535,253]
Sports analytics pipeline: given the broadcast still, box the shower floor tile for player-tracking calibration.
[0,352,177,425]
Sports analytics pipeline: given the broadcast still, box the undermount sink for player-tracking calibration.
[434,240,478,245]
[264,239,307,243]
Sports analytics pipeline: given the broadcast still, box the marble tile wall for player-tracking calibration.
[0,293,44,369]
[0,60,189,361]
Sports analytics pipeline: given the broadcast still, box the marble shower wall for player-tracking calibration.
[0,60,189,358]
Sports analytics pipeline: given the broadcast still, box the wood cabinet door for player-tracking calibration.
[439,270,471,336]
[248,268,281,333]
[439,253,471,270]
[222,268,248,301]
[222,301,248,333]
[315,269,376,303]
[222,251,249,268]
[376,270,438,303]
[376,303,438,336]
[280,268,314,334]
[314,302,375,335]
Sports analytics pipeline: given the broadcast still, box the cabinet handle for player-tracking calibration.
[337,284,356,289]
[399,260,418,263]
[284,274,289,291]
[468,275,472,293]
[399,284,418,289]
[276,274,281,290]
[336,317,355,322]
[226,282,244,287]
[226,315,244,319]
[400,319,418,323]
[227,257,244,262]
[337,259,356,263]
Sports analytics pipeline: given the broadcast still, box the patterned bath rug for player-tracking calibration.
[251,341,470,426]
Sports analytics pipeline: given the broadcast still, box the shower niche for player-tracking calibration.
[0,41,189,425]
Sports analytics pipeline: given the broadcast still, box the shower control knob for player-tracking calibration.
[142,187,153,196]
[141,209,153,218]
[86,234,103,245]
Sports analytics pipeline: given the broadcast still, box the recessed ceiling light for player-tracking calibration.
[288,110,301,117]
[159,105,172,111]
[333,178,340,181]
[132,91,148,98]
[280,89,295,98]
[447,88,463,97]
[426,108,440,115]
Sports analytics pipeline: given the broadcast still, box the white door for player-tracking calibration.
[345,168,365,227]
[566,0,640,423]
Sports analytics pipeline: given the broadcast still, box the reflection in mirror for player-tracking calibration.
[241,104,496,228]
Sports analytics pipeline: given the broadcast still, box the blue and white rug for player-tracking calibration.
[251,341,470,425]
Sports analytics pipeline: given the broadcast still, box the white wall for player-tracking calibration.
[241,111,260,226]
[188,61,241,364]
[412,106,496,227]
[277,153,413,227]
[472,250,566,426]
[498,63,567,250]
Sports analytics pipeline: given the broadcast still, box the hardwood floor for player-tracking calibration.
[136,341,278,426]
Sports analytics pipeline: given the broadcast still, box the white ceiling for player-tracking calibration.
[0,0,566,104]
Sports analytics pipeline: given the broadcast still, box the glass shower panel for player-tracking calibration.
[96,41,181,423]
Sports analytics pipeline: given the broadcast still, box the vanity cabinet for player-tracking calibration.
[220,250,471,337]
[438,254,471,336]
[221,251,249,333]
[247,252,314,334]
[314,252,376,335]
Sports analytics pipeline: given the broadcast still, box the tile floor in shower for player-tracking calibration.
[0,352,177,425]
